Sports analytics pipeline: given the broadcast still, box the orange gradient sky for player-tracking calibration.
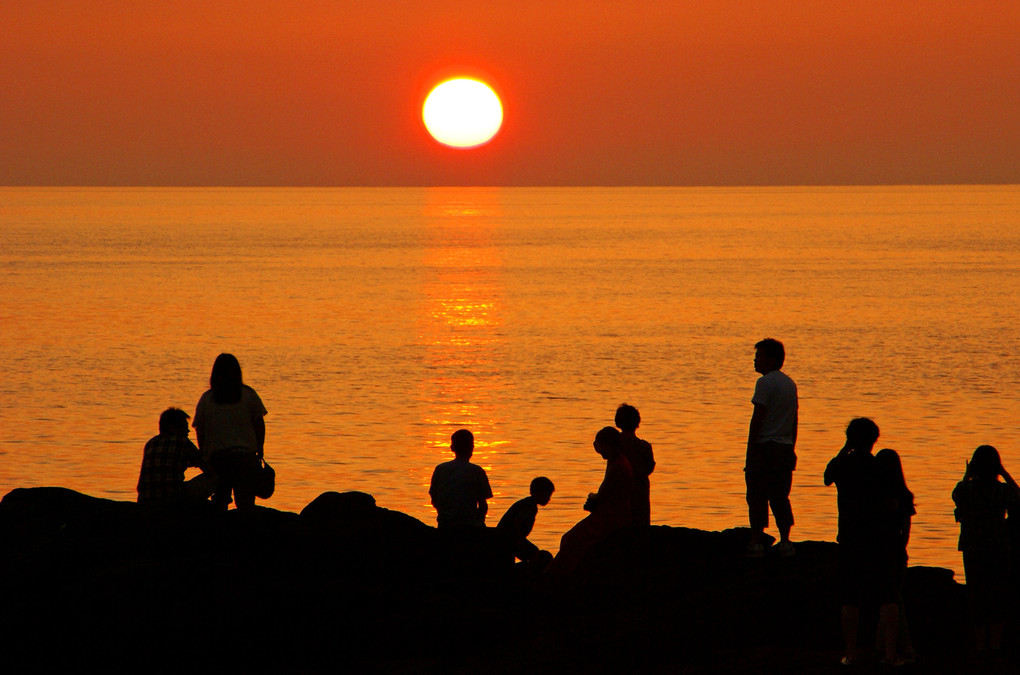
[2,1,1017,186]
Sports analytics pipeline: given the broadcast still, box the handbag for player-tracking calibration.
[254,457,276,500]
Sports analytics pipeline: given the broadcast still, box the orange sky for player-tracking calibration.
[2,1,1017,185]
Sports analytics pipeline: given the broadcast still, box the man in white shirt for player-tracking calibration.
[745,338,798,557]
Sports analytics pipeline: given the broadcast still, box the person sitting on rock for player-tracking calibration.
[429,429,493,530]
[497,476,555,569]
[546,427,633,577]
[137,407,216,505]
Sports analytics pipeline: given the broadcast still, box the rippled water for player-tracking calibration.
[2,185,1018,577]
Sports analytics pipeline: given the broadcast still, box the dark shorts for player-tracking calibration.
[745,442,796,530]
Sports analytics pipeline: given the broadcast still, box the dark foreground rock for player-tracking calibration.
[0,487,992,673]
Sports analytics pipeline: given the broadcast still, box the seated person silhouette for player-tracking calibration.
[429,428,493,530]
[497,476,555,569]
[137,407,217,505]
[546,427,633,577]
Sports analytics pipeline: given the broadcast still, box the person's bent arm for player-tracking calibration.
[747,403,766,452]
[823,452,846,487]
[1000,466,1020,494]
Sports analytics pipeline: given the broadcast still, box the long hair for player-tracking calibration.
[875,448,913,504]
[210,353,243,405]
[969,445,1002,481]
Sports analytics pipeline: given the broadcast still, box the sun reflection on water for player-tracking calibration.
[415,188,509,514]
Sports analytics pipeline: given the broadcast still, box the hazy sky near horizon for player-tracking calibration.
[3,1,1018,186]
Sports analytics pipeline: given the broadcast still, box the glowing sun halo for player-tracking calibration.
[422,78,503,149]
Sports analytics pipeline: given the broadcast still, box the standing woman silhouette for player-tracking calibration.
[193,353,268,511]
[953,445,1020,662]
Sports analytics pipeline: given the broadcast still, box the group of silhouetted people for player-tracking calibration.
[426,403,655,578]
[137,345,1020,666]
[744,338,1020,667]
[137,353,268,511]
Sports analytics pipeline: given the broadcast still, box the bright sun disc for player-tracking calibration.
[422,78,503,149]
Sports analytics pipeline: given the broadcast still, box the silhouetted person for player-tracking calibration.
[824,417,882,666]
[953,445,1020,663]
[874,448,917,665]
[546,427,632,577]
[616,403,655,526]
[193,353,267,512]
[745,337,798,557]
[429,429,493,530]
[137,407,216,504]
[497,476,555,569]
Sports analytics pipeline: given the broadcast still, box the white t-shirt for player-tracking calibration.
[193,385,267,455]
[751,369,798,445]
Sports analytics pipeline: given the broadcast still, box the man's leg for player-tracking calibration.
[769,467,794,543]
[745,470,768,548]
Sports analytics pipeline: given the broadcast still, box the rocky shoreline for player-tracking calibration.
[0,488,990,673]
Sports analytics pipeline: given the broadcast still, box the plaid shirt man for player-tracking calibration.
[137,433,205,503]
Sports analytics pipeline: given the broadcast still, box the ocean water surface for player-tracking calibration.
[2,185,1019,578]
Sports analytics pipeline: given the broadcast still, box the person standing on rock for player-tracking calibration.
[193,353,267,512]
[824,417,883,666]
[953,444,1020,664]
[744,338,798,557]
[615,404,655,526]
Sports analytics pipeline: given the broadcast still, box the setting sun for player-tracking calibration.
[422,78,503,149]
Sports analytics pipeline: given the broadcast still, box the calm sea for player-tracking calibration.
[2,186,1018,578]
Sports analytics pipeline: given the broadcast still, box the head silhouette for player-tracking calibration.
[875,448,909,493]
[845,417,880,452]
[158,407,191,435]
[615,404,641,432]
[530,476,555,505]
[594,426,622,459]
[754,338,786,371]
[451,428,474,459]
[969,445,1002,481]
[210,353,243,405]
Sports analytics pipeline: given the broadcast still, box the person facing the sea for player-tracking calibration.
[615,403,655,526]
[545,426,633,577]
[952,444,1020,663]
[744,337,798,558]
[497,476,555,569]
[824,417,887,666]
[193,353,267,512]
[873,448,917,666]
[137,407,216,504]
[429,429,493,529]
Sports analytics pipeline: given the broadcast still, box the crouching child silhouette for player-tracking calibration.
[498,476,555,572]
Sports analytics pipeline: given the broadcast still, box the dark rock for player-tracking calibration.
[0,487,983,673]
